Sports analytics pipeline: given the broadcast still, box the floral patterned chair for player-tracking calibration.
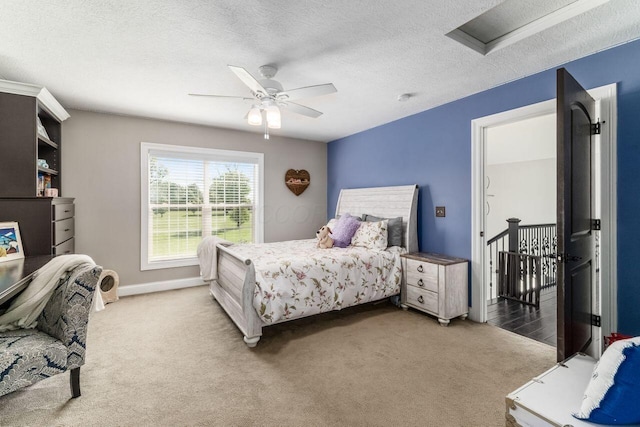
[0,263,102,398]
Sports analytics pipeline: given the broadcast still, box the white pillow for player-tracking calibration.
[326,218,338,231]
[351,220,388,250]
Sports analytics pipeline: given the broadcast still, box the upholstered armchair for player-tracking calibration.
[0,263,102,398]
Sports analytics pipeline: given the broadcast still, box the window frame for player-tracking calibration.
[140,142,264,271]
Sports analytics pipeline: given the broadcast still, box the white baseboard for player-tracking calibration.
[118,276,205,297]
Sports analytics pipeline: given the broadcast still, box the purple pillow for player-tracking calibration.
[331,213,361,248]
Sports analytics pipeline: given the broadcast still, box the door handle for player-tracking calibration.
[557,253,583,263]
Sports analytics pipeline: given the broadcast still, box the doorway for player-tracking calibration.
[484,113,557,347]
[469,83,618,359]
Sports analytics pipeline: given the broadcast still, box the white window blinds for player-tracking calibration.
[141,143,263,270]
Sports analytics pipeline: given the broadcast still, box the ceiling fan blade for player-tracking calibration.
[281,101,323,118]
[228,65,270,98]
[189,93,254,101]
[278,83,337,101]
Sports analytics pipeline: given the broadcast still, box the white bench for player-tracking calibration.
[506,353,640,427]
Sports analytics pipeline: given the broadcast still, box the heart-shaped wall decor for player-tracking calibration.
[285,169,310,196]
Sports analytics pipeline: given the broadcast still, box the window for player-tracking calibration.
[141,142,264,270]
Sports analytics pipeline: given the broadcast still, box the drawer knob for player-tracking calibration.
[417,279,424,287]
[417,295,424,304]
[417,265,424,273]
[64,228,70,232]
[64,210,70,213]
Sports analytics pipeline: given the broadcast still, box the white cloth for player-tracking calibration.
[93,288,105,312]
[0,255,96,331]
[196,236,232,281]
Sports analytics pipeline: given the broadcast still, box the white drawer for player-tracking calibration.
[53,203,74,220]
[54,217,74,245]
[405,259,438,292]
[54,237,74,255]
[405,286,438,314]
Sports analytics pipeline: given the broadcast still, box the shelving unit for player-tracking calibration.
[36,103,63,195]
[0,78,74,256]
[0,79,69,197]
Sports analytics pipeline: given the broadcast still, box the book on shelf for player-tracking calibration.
[37,174,45,196]
[37,174,51,197]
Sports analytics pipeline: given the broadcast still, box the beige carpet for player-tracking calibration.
[0,286,555,426]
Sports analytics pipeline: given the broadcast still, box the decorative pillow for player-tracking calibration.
[330,213,361,248]
[351,220,388,250]
[328,215,361,226]
[363,214,403,247]
[573,336,640,424]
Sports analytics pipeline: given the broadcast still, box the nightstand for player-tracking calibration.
[400,252,469,326]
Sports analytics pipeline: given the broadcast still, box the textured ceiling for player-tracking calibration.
[1,1,639,142]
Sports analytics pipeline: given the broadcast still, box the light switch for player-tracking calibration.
[435,206,446,217]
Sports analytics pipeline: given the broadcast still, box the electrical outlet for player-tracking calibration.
[435,206,446,217]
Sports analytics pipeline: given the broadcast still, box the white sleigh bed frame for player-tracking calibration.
[208,184,419,347]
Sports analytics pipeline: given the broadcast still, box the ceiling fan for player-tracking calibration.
[189,65,337,139]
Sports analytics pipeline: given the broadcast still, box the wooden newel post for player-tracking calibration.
[507,218,521,298]
[507,218,521,253]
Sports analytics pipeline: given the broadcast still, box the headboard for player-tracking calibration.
[335,184,419,253]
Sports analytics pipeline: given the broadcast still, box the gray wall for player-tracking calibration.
[485,158,556,239]
[63,110,327,287]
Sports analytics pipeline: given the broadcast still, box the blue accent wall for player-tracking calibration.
[328,38,640,335]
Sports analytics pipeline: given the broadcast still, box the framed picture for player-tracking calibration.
[0,222,25,263]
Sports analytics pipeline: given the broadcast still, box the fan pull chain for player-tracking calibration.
[264,120,270,140]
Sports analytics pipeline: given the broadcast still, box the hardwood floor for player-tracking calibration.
[487,287,556,347]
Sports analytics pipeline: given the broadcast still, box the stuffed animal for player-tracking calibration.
[316,226,334,249]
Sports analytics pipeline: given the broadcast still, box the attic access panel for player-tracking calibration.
[446,0,610,55]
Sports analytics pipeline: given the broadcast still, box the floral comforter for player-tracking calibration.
[229,239,404,324]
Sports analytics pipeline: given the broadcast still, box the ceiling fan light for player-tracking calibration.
[265,105,280,121]
[266,105,281,129]
[247,106,262,126]
[268,117,281,129]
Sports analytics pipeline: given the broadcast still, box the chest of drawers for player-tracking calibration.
[52,198,75,255]
[400,252,468,326]
[0,197,74,256]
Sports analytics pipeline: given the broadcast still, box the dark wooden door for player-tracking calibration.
[556,68,597,362]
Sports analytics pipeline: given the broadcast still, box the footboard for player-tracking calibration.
[210,244,262,347]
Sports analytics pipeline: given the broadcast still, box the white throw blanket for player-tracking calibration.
[0,254,100,331]
[196,236,232,281]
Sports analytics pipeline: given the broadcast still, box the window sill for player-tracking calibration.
[141,257,199,271]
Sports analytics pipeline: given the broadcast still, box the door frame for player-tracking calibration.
[469,83,617,346]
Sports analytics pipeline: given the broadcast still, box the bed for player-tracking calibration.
[199,184,419,347]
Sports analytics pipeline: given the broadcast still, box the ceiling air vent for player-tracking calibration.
[446,0,610,55]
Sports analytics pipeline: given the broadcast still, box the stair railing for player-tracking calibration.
[498,250,542,307]
[487,229,508,301]
[487,218,557,306]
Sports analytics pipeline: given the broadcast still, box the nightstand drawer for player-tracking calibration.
[405,286,438,313]
[405,259,438,292]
